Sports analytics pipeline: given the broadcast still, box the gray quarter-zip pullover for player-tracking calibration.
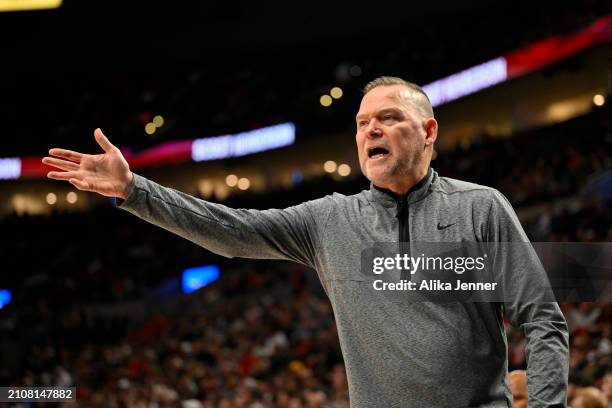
[118,167,569,407]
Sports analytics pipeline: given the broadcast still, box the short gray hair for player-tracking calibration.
[362,76,433,118]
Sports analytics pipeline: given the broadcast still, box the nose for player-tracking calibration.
[365,119,382,138]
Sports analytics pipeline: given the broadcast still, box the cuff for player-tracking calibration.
[116,173,142,208]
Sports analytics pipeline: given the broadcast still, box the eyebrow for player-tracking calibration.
[355,107,403,121]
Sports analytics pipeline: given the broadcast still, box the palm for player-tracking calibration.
[43,129,133,199]
[79,153,129,196]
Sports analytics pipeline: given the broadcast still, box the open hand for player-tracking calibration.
[42,128,134,199]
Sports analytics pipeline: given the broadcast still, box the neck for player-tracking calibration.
[375,166,430,196]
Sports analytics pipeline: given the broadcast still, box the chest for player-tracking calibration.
[318,197,487,281]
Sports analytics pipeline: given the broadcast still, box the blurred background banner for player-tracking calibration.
[0,1,611,407]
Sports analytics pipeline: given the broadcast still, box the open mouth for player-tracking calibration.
[367,146,389,159]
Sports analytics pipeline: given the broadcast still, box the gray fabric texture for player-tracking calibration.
[118,168,569,408]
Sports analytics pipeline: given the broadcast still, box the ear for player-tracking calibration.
[423,118,438,146]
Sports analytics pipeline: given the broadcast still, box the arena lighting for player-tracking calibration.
[182,265,220,294]
[192,122,295,162]
[0,157,21,180]
[237,177,250,190]
[225,174,238,187]
[324,160,337,173]
[46,192,57,205]
[320,95,333,107]
[593,94,605,106]
[66,191,77,204]
[152,115,164,127]
[423,57,508,107]
[0,290,11,309]
[198,179,214,198]
[330,87,343,99]
[19,16,612,179]
[145,122,157,135]
[422,13,612,107]
[338,164,351,177]
[0,0,62,12]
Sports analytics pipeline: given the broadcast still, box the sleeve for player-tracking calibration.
[116,173,332,268]
[485,189,569,408]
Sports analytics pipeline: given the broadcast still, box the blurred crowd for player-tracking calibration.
[1,263,348,408]
[435,105,612,209]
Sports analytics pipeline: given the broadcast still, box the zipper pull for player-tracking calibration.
[396,196,407,219]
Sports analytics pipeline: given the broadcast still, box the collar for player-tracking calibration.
[368,167,436,208]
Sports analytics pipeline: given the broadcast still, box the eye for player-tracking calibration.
[357,120,368,129]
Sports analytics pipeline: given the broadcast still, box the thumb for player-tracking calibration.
[94,128,116,153]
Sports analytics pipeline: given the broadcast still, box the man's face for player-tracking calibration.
[355,84,432,190]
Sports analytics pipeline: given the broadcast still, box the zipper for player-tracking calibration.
[396,195,409,280]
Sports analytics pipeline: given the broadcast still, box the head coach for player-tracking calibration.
[43,76,569,407]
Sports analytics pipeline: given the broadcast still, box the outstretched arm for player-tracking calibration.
[117,173,327,266]
[43,129,329,268]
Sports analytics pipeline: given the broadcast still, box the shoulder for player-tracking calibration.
[434,176,496,196]
[302,189,370,206]
[432,175,514,212]
[287,192,357,216]
[298,190,374,219]
[330,189,375,209]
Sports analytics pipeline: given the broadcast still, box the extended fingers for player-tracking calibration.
[69,178,92,191]
[47,170,79,181]
[42,157,80,171]
[48,148,84,163]
[94,128,116,153]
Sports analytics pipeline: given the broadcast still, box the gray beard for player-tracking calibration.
[362,150,424,186]
[387,150,424,180]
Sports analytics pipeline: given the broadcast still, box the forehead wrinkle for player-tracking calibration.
[356,106,403,121]
[357,84,432,120]
[358,88,414,118]
[357,90,407,116]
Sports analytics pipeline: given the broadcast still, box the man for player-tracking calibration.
[43,77,569,407]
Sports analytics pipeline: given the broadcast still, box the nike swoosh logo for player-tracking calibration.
[437,222,456,230]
